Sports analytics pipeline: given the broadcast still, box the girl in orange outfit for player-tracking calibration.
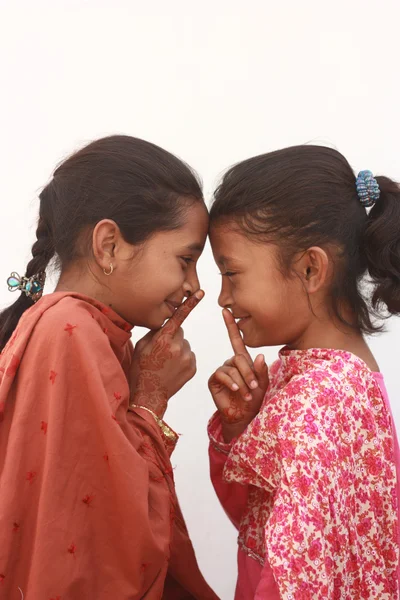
[0,135,217,600]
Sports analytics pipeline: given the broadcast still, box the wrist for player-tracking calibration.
[220,418,252,443]
[129,404,178,445]
[130,393,167,419]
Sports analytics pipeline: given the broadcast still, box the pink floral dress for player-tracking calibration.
[209,348,400,599]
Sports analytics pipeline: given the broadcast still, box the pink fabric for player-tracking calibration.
[373,373,400,582]
[209,418,279,599]
[209,348,400,599]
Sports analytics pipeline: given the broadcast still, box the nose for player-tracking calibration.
[218,278,232,308]
[183,268,200,298]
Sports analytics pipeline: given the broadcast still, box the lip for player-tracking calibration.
[167,300,183,309]
[236,316,250,329]
[232,314,250,321]
[165,300,182,316]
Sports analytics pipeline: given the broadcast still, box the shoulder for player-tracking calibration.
[30,295,108,347]
[268,364,339,414]
[254,361,351,446]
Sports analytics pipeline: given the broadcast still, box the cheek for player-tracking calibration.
[149,263,186,300]
[248,277,292,316]
[232,275,263,306]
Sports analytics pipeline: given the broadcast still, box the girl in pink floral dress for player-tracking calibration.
[207,146,400,599]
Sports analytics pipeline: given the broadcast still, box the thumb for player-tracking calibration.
[253,354,269,390]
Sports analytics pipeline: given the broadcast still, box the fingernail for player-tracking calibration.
[194,290,204,300]
[232,383,239,391]
[250,380,258,389]
[245,393,252,401]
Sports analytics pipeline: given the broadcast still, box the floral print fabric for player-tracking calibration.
[210,348,399,599]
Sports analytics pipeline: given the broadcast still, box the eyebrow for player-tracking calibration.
[217,255,238,265]
[186,243,205,252]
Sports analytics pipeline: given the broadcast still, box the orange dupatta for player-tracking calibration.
[0,292,217,600]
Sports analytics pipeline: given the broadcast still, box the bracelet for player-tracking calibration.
[129,404,177,442]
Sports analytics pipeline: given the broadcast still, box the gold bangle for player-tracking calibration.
[129,404,177,442]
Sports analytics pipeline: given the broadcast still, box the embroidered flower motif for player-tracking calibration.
[82,494,94,507]
[26,471,37,484]
[64,324,77,336]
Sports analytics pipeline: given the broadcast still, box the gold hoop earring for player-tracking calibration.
[103,263,114,276]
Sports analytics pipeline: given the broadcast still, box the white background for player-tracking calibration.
[1,1,399,598]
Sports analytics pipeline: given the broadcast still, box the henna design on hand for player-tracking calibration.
[139,336,173,371]
[133,371,168,417]
[220,393,246,424]
[162,295,199,336]
[220,391,256,425]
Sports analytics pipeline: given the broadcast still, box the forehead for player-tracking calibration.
[209,222,253,259]
[149,202,209,250]
[209,222,278,265]
[181,201,209,236]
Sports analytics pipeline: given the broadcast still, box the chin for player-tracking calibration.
[241,330,259,348]
[242,337,262,349]
[145,317,165,330]
[129,312,165,330]
[242,329,275,349]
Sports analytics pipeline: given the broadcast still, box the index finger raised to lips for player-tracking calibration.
[160,290,204,337]
[222,308,252,362]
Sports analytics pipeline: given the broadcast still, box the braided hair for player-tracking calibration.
[0,186,55,350]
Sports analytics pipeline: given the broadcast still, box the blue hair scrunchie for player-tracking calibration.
[356,170,380,208]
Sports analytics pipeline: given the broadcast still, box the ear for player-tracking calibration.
[92,220,121,271]
[295,246,330,294]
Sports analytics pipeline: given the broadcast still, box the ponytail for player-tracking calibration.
[364,176,400,316]
[0,188,55,351]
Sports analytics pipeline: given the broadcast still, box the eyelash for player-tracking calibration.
[220,271,237,277]
[180,256,194,266]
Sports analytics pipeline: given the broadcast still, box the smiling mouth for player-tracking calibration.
[165,300,182,314]
[234,316,250,323]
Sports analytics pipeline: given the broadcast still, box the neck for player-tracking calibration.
[55,265,110,307]
[291,314,380,372]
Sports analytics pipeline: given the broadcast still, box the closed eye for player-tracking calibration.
[180,256,194,266]
[220,271,237,277]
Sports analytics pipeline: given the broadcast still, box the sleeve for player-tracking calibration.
[129,403,179,458]
[208,412,249,530]
[127,410,220,599]
[0,307,178,599]
[224,373,342,599]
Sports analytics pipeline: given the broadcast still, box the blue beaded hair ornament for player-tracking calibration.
[6,271,46,303]
[355,170,380,208]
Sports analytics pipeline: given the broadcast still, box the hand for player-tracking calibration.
[130,291,204,418]
[208,309,269,442]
